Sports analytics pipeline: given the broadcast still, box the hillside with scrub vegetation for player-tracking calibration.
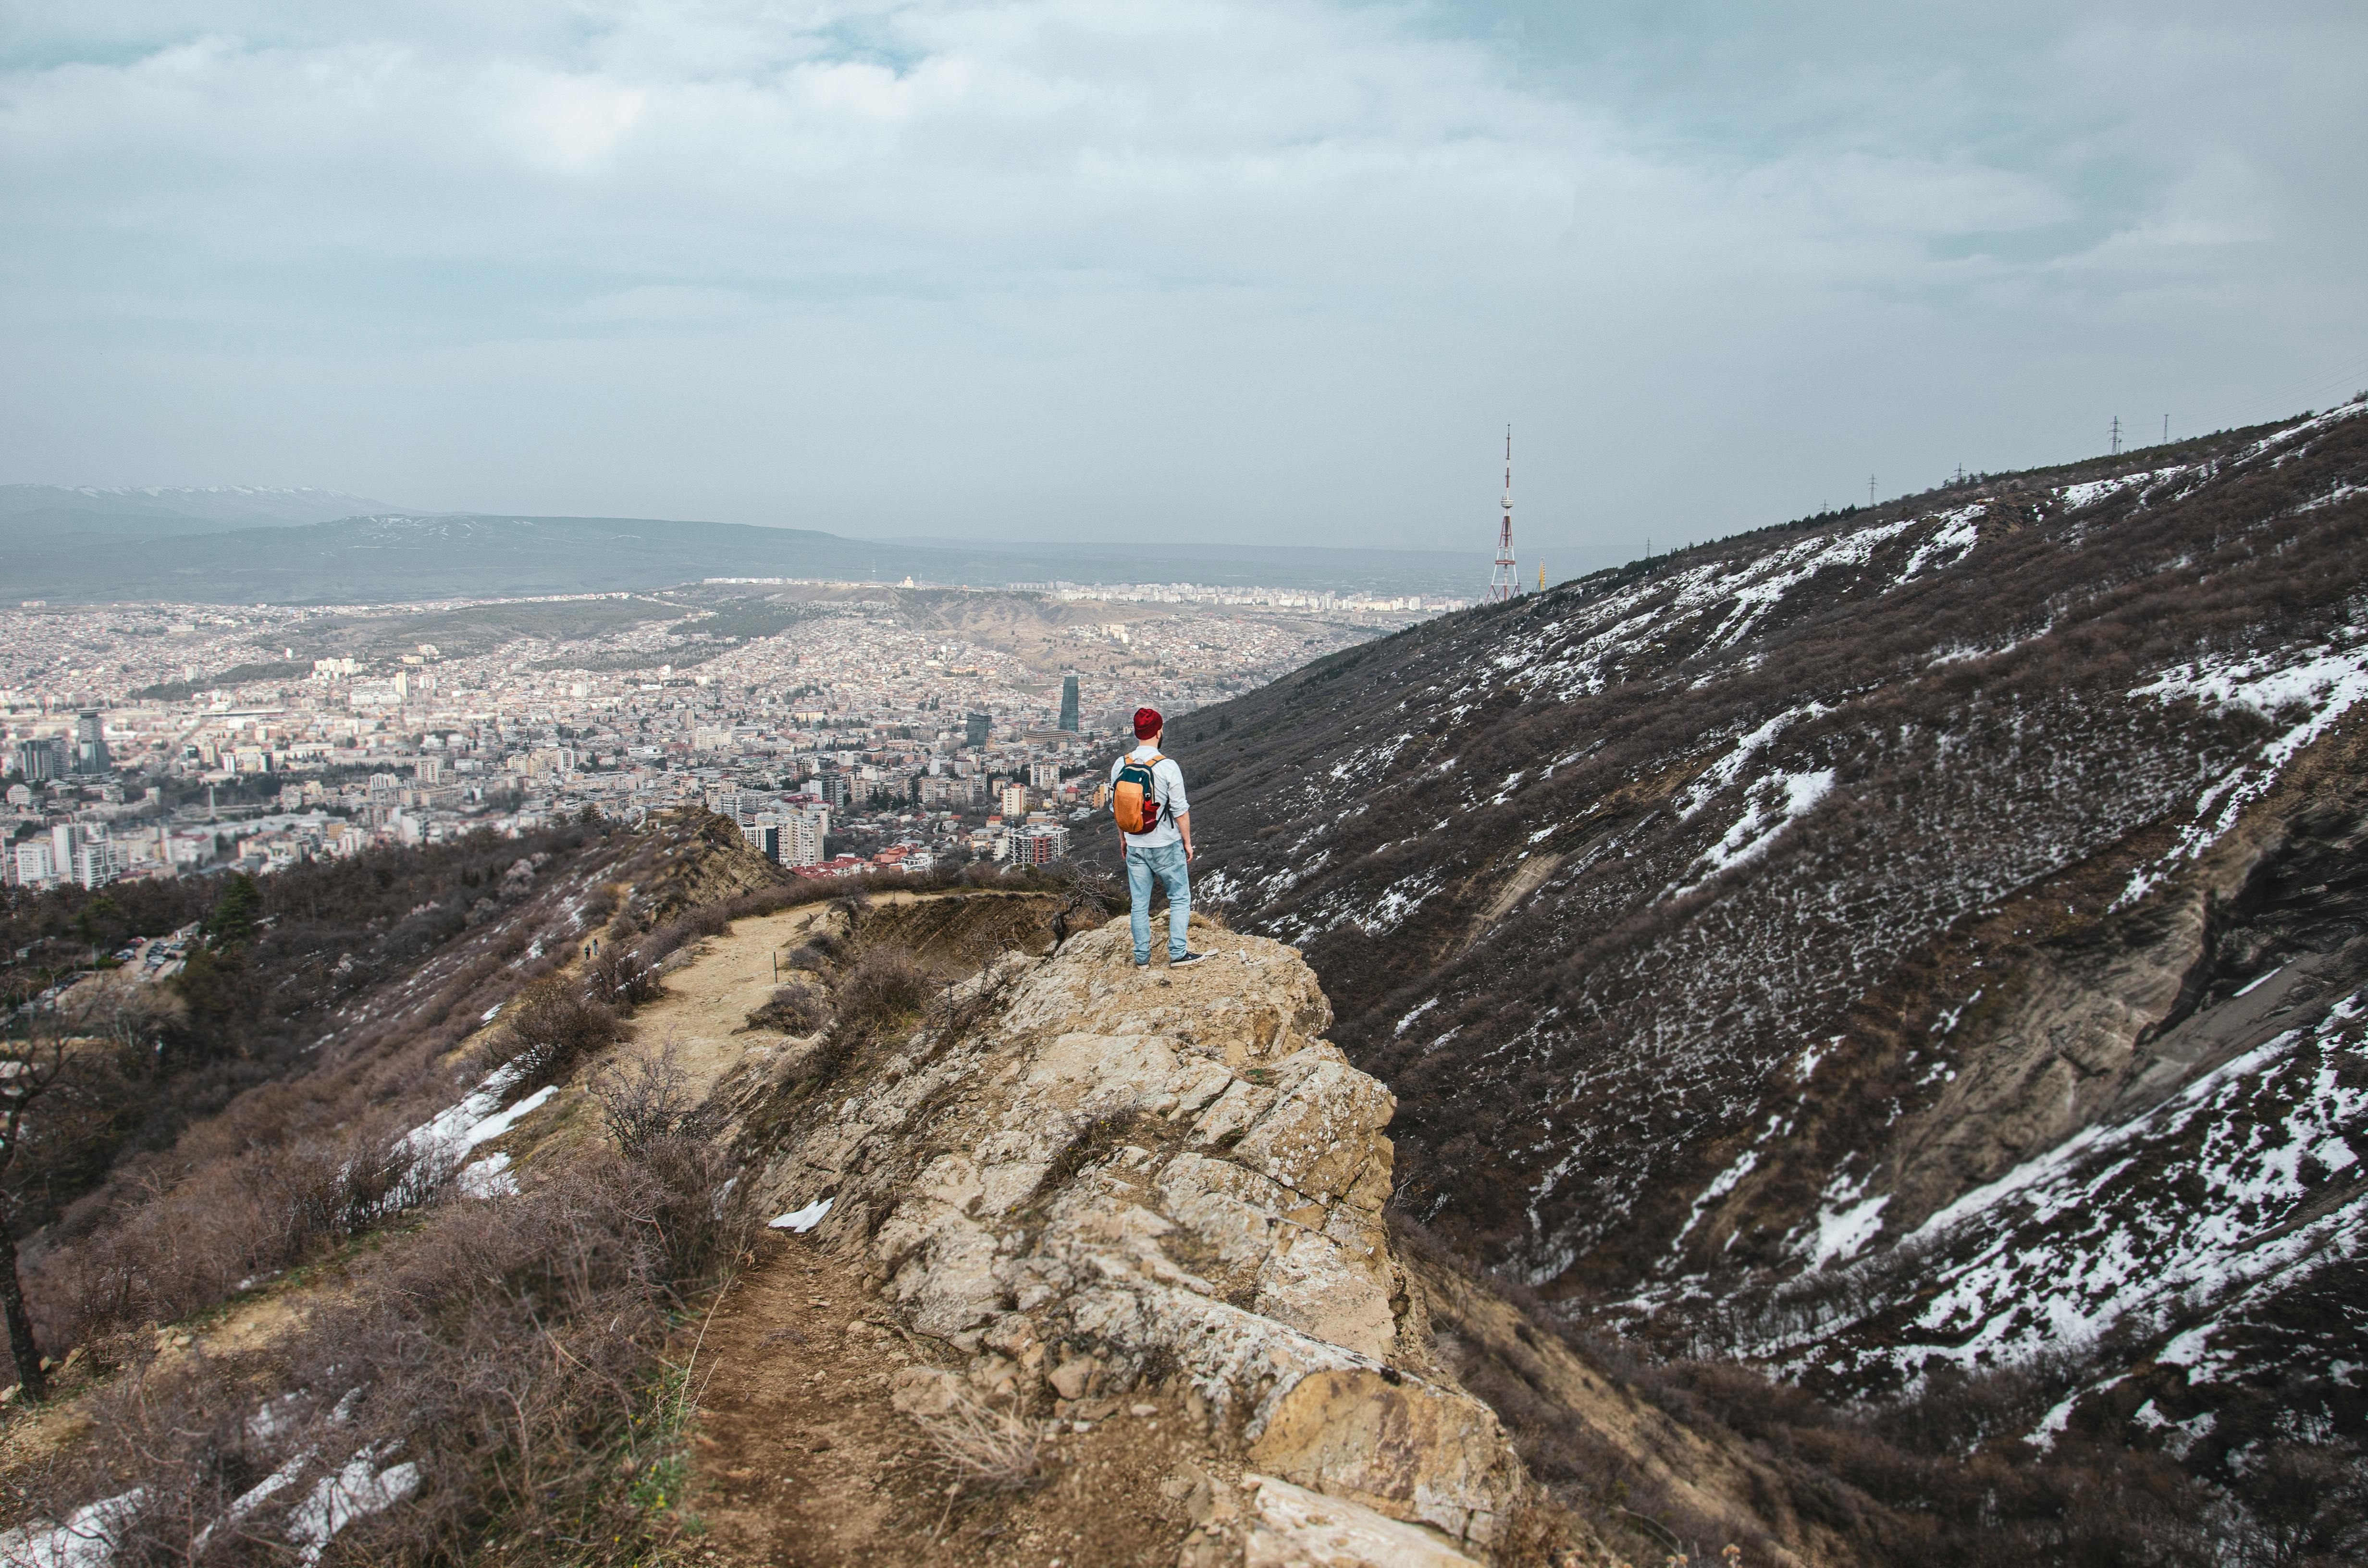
[6,808,2206,1568]
[1147,400,2368,1560]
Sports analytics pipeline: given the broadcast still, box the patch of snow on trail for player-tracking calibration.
[771,1196,833,1233]
[288,1452,420,1567]
[451,1086,555,1154]
[457,1152,517,1198]
[395,1069,555,1195]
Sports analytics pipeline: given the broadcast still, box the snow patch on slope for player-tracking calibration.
[1897,506,1982,581]
[1790,994,2368,1383]
[2115,641,2368,906]
[1673,770,1836,896]
[1676,704,1829,821]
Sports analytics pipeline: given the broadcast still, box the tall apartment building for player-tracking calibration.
[73,840,125,890]
[743,808,828,867]
[74,709,110,774]
[13,736,65,782]
[1059,675,1081,733]
[964,712,992,748]
[999,782,1026,820]
[741,821,780,862]
[1028,760,1061,791]
[12,841,56,888]
[785,811,826,868]
[1007,823,1069,866]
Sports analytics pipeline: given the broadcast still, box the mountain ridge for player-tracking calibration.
[1141,400,2368,1486]
[0,483,403,533]
[0,509,1480,603]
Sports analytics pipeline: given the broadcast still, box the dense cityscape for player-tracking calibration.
[1,579,1463,892]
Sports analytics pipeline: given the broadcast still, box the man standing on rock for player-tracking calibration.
[1111,706,1208,969]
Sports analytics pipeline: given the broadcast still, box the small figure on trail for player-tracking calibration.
[1111,707,1207,969]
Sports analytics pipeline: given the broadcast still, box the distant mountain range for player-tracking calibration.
[0,495,1487,603]
[0,484,402,535]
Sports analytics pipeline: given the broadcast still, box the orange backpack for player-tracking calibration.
[1112,751,1166,835]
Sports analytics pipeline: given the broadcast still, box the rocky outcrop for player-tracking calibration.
[740,917,1527,1562]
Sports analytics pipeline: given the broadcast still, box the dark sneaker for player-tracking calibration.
[1169,951,1211,968]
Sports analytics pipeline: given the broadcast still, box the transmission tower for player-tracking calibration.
[2110,416,2122,455]
[1488,426,1519,602]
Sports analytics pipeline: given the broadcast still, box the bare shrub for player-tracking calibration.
[473,975,618,1090]
[907,1380,1042,1492]
[780,942,942,1092]
[831,943,935,1040]
[743,983,829,1037]
[588,1038,714,1159]
[586,942,663,1012]
[1045,864,1123,949]
[578,886,618,930]
[783,935,838,973]
[32,1115,419,1349]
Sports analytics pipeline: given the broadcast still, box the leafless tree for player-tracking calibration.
[0,981,160,1400]
[0,1003,74,1401]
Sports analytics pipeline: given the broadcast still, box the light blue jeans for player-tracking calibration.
[1126,842,1191,963]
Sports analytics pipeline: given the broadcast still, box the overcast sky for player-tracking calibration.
[5,0,2364,571]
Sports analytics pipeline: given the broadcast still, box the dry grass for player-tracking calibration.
[906,1382,1043,1493]
[12,1137,753,1567]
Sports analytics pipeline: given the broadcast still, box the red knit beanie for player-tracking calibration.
[1133,707,1162,740]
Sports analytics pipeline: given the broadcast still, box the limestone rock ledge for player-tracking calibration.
[744,918,1525,1561]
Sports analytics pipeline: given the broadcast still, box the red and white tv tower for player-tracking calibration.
[1488,425,1519,602]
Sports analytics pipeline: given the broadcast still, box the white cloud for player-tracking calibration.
[0,0,2362,550]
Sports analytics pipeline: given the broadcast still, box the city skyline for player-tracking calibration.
[0,575,1438,888]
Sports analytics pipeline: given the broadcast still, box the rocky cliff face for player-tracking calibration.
[727,917,1538,1563]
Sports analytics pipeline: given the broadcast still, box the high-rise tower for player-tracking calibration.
[74,709,110,774]
[1488,427,1519,603]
